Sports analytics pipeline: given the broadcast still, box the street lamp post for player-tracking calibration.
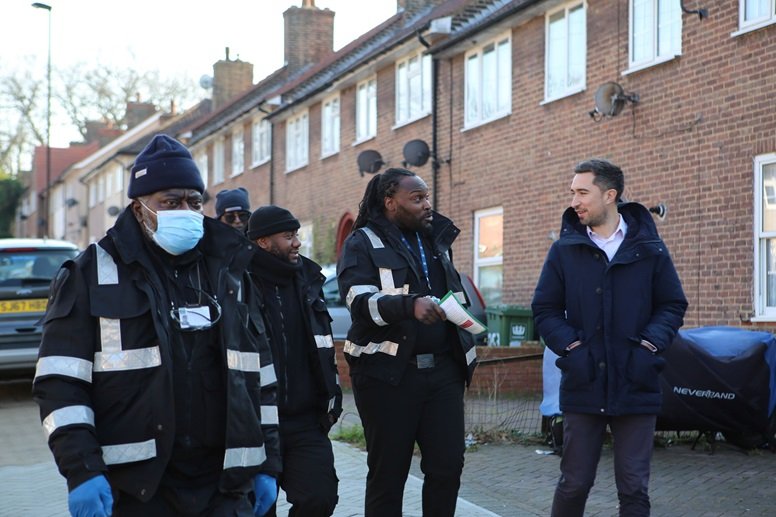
[32,2,52,238]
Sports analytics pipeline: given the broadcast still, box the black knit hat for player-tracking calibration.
[128,134,204,199]
[215,188,250,218]
[247,205,300,240]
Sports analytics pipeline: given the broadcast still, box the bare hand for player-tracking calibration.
[413,297,447,324]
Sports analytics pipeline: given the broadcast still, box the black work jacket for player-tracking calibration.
[249,254,343,429]
[32,208,280,501]
[336,212,478,386]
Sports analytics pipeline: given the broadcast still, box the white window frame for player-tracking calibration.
[473,206,504,304]
[321,94,340,158]
[543,1,587,104]
[625,0,682,74]
[195,152,209,189]
[286,110,309,173]
[213,138,225,185]
[355,76,377,143]
[753,153,776,320]
[733,0,776,36]
[231,130,244,177]
[395,52,432,127]
[252,118,271,166]
[463,31,512,129]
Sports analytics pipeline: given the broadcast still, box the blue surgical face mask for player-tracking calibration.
[139,202,204,256]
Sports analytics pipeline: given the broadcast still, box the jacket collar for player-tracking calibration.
[559,202,660,247]
[369,210,460,254]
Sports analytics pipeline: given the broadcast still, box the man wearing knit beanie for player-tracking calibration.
[216,187,251,232]
[34,134,280,516]
[247,205,342,516]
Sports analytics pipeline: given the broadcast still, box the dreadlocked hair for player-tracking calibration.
[352,167,416,231]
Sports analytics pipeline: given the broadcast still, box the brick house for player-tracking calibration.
[180,0,775,335]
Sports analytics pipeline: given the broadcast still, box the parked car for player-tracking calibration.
[321,266,488,344]
[0,238,80,377]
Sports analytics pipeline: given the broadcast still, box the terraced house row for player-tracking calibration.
[21,0,776,330]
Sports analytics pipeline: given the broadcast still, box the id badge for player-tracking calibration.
[177,305,210,329]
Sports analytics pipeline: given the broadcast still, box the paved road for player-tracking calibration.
[2,377,775,516]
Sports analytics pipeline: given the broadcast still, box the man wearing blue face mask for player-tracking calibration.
[33,134,280,517]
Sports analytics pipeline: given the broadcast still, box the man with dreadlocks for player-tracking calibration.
[337,167,478,516]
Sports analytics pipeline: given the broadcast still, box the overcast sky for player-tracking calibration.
[3,0,397,145]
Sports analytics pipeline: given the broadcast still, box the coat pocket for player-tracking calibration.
[555,347,594,391]
[626,345,665,393]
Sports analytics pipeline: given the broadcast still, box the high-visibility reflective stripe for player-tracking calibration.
[314,334,334,349]
[42,405,94,439]
[360,227,384,249]
[94,346,161,372]
[368,293,388,326]
[99,318,121,353]
[102,439,156,465]
[96,244,118,285]
[328,396,336,412]
[343,339,399,357]
[35,355,92,383]
[379,268,396,292]
[227,349,260,372]
[453,291,466,304]
[466,346,477,365]
[261,405,279,426]
[224,446,266,469]
[346,285,379,308]
[261,364,277,387]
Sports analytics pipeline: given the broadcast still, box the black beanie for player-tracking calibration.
[247,205,300,240]
[215,188,250,218]
[128,134,204,199]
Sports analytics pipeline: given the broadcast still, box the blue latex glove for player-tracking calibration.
[253,473,277,517]
[68,474,113,517]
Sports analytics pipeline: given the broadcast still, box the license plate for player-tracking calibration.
[0,298,48,313]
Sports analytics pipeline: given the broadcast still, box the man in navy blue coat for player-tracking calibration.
[532,158,687,517]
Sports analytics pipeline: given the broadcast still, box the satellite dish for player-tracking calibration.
[357,150,384,177]
[106,206,121,217]
[402,139,430,167]
[199,74,214,90]
[593,82,639,117]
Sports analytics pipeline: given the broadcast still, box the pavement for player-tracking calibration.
[2,377,776,516]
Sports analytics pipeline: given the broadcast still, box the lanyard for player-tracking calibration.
[400,232,431,291]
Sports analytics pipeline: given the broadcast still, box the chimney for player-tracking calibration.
[283,0,334,71]
[125,100,157,129]
[212,47,254,110]
[396,0,445,13]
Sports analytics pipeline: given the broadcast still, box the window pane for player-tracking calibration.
[477,213,503,260]
[632,0,654,63]
[547,11,566,98]
[357,83,367,138]
[657,0,680,58]
[422,54,432,113]
[745,0,769,22]
[466,54,480,122]
[397,62,408,121]
[767,238,776,307]
[497,40,511,112]
[482,44,497,119]
[368,80,377,136]
[568,5,585,88]
[478,265,503,305]
[409,57,422,117]
[762,164,776,232]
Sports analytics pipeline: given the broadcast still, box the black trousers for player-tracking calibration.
[114,484,253,516]
[551,413,657,517]
[265,415,339,517]
[353,353,466,517]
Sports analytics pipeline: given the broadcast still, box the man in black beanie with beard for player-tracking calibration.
[246,205,342,517]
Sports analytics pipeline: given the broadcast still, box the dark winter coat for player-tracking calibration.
[32,208,280,500]
[337,212,478,386]
[249,250,343,431]
[531,202,687,415]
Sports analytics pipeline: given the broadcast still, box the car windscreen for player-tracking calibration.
[0,249,78,286]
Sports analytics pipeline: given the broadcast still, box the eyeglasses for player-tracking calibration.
[169,288,222,332]
[223,211,250,223]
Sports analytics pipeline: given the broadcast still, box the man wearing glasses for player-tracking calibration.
[216,187,251,233]
[33,134,280,517]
